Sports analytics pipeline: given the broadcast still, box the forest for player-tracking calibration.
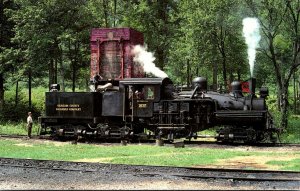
[0,0,299,130]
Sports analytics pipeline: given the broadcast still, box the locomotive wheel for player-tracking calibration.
[245,128,257,144]
[155,139,164,146]
[120,139,128,146]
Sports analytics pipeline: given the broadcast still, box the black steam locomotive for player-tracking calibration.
[38,28,278,143]
[39,76,277,143]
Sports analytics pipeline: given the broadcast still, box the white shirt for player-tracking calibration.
[27,116,33,124]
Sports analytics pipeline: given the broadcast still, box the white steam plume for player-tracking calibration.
[132,45,168,78]
[242,17,261,77]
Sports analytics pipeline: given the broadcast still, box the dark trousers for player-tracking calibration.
[27,123,32,138]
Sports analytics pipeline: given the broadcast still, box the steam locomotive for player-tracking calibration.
[38,28,278,143]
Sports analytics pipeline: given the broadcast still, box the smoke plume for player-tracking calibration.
[242,17,261,77]
[132,45,168,78]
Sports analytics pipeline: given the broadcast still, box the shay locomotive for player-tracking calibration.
[38,28,278,143]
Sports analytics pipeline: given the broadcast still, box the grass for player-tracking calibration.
[0,139,242,166]
[266,159,300,171]
[0,121,40,136]
[0,138,299,171]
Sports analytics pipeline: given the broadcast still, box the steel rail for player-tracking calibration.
[1,157,300,174]
[0,163,96,173]
[174,174,300,182]
[1,161,299,182]
[1,157,300,183]
[135,173,300,182]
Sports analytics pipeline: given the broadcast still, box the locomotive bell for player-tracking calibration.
[192,77,207,91]
[230,81,243,97]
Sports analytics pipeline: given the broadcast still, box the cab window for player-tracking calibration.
[144,86,155,100]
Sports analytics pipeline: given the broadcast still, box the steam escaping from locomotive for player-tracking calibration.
[132,45,168,78]
[242,17,261,77]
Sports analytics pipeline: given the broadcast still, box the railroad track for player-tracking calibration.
[0,157,299,183]
[0,134,52,140]
[1,133,300,147]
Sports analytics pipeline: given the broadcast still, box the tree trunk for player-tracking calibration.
[54,57,58,84]
[297,80,299,114]
[222,58,227,92]
[237,69,241,81]
[0,73,4,111]
[294,71,296,114]
[58,45,65,92]
[113,0,117,27]
[49,59,54,90]
[15,80,18,106]
[279,86,289,129]
[156,48,165,72]
[0,1,3,111]
[72,61,76,92]
[71,42,80,92]
[85,78,89,92]
[103,0,109,27]
[187,59,190,88]
[28,69,32,110]
[213,60,218,91]
[229,69,234,82]
[156,0,168,70]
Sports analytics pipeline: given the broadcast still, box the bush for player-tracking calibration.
[0,86,47,122]
[0,99,40,122]
[280,116,300,143]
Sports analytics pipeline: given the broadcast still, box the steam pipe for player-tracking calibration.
[96,83,113,91]
[190,86,199,99]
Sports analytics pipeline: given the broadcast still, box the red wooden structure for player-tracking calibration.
[90,28,144,81]
[241,80,250,93]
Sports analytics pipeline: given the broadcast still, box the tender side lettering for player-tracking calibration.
[56,104,81,111]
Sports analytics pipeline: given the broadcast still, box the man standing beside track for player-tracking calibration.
[27,112,33,139]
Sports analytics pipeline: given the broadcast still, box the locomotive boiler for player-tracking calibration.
[38,27,278,144]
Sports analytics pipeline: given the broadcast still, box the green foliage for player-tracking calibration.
[280,116,300,143]
[0,85,46,121]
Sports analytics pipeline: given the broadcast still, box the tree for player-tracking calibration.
[246,0,300,129]
[167,0,248,89]
[9,0,93,96]
[121,0,179,70]
[0,0,16,111]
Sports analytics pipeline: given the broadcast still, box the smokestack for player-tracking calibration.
[249,77,256,96]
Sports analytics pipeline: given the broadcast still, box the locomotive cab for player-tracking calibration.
[119,78,173,118]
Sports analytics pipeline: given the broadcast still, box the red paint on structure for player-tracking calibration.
[90,28,144,81]
[241,81,250,93]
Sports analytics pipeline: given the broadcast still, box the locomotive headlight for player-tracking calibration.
[192,77,207,91]
[50,84,60,92]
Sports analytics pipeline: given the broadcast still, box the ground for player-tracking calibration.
[0,138,300,190]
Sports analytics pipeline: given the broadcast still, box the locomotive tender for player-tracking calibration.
[38,28,277,143]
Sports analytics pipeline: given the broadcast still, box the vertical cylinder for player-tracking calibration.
[249,77,256,95]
